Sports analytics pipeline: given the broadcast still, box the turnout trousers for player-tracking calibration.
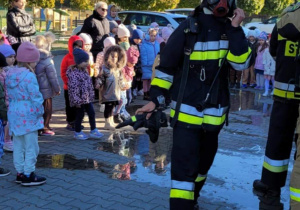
[170,125,219,210]
[290,105,300,209]
[261,100,299,189]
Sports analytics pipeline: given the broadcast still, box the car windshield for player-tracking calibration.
[173,17,186,24]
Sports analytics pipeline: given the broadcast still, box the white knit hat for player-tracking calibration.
[79,33,93,44]
[104,37,116,48]
[117,24,130,38]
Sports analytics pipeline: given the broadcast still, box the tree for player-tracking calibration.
[237,0,265,15]
[111,0,178,11]
[177,0,199,8]
[70,0,92,10]
[29,0,56,8]
[152,0,180,11]
[260,0,294,16]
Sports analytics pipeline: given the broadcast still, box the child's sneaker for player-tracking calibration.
[0,167,10,177]
[21,172,46,186]
[242,84,247,88]
[15,173,24,183]
[3,141,13,152]
[137,90,144,96]
[40,130,55,136]
[90,129,104,139]
[74,131,89,140]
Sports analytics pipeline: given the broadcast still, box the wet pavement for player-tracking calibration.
[0,54,295,209]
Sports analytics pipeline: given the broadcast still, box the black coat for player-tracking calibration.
[79,10,110,58]
[6,7,36,43]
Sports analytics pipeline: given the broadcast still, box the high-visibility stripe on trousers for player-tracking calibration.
[290,105,300,210]
[261,101,299,188]
[170,126,219,210]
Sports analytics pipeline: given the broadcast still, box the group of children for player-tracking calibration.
[230,29,275,97]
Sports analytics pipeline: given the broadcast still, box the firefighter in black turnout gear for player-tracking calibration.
[253,1,300,209]
[136,0,251,209]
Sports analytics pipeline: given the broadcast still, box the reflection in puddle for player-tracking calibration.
[36,154,134,180]
[95,129,173,178]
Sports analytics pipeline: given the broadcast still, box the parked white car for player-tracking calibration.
[118,11,187,33]
[244,17,277,34]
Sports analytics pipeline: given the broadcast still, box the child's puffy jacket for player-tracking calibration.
[6,67,44,136]
[140,39,160,80]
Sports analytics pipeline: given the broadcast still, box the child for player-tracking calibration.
[0,52,10,176]
[61,35,84,131]
[6,42,46,185]
[35,33,61,136]
[254,32,269,91]
[129,29,144,98]
[262,39,275,96]
[0,44,15,151]
[95,37,116,111]
[109,20,119,37]
[117,24,130,51]
[102,45,126,130]
[121,46,140,119]
[242,30,258,88]
[78,33,95,77]
[140,28,160,100]
[67,48,104,140]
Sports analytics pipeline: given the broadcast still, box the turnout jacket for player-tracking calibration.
[150,11,251,131]
[270,25,300,103]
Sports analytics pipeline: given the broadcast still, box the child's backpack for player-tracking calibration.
[277,1,300,41]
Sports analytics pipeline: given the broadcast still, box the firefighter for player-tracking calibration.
[253,1,300,208]
[135,0,251,209]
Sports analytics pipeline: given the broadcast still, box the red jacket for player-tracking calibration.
[60,35,83,90]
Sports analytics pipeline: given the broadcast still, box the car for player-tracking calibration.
[244,16,277,34]
[165,8,194,16]
[118,11,187,33]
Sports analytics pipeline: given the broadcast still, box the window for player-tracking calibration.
[154,16,169,26]
[123,14,153,26]
[118,13,128,23]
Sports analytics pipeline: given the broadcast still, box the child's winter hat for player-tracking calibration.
[104,37,116,48]
[109,20,119,32]
[126,46,140,64]
[79,33,93,45]
[17,42,40,63]
[0,44,15,57]
[132,29,144,40]
[117,24,130,38]
[127,24,137,36]
[73,48,89,65]
[150,22,159,29]
[0,52,8,68]
[247,30,256,38]
[258,32,268,41]
[161,27,173,42]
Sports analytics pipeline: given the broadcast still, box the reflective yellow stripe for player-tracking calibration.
[227,47,252,64]
[170,109,203,125]
[263,161,288,173]
[278,34,287,40]
[203,114,226,126]
[131,116,137,122]
[274,88,300,100]
[190,50,228,61]
[170,189,194,200]
[151,78,172,90]
[195,176,206,182]
[291,187,300,202]
[291,187,300,194]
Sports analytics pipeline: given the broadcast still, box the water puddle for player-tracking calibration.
[36,153,135,180]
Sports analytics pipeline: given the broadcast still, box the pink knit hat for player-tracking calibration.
[126,46,139,64]
[17,41,40,63]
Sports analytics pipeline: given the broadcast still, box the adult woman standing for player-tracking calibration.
[6,0,36,44]
[79,1,110,60]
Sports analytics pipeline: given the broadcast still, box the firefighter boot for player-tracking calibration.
[253,180,281,198]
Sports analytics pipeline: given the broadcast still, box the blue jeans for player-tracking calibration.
[75,103,96,132]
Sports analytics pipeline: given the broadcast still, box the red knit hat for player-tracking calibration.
[17,41,40,63]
